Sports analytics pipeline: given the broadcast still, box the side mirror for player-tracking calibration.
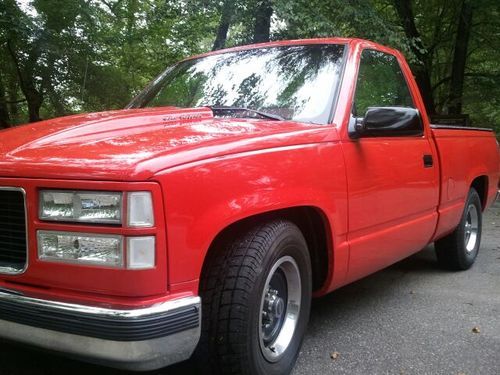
[349,107,423,138]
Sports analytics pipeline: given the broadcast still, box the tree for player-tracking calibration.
[212,0,234,50]
[393,0,436,114]
[0,75,11,128]
[0,0,498,134]
[1,0,44,122]
[448,0,473,114]
[253,0,273,43]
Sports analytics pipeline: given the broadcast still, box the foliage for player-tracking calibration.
[0,0,498,133]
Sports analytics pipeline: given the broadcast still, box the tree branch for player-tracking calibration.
[101,0,124,15]
[0,98,27,104]
[432,72,500,91]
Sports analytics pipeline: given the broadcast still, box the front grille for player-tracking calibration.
[0,189,27,273]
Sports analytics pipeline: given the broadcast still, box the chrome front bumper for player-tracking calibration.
[0,290,201,371]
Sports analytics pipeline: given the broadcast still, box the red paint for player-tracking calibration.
[0,38,499,309]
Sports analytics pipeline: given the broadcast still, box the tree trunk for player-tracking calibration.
[25,89,43,123]
[8,80,19,124]
[253,0,273,43]
[47,85,66,117]
[6,41,43,122]
[212,2,233,51]
[448,1,473,114]
[0,77,11,129]
[43,55,66,117]
[393,0,436,114]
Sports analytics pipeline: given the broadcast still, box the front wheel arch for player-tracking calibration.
[200,206,332,293]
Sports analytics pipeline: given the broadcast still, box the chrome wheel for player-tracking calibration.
[435,188,482,271]
[464,203,479,253]
[259,256,301,362]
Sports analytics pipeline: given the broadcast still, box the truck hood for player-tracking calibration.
[0,107,336,181]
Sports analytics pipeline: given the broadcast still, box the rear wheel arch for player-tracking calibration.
[470,175,488,210]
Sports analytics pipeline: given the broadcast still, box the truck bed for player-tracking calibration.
[431,125,499,240]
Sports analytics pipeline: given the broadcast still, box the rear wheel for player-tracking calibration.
[435,188,482,270]
[196,220,312,375]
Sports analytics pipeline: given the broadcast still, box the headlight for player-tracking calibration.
[40,190,122,224]
[37,231,156,269]
[38,231,123,267]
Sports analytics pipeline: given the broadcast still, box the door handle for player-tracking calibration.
[423,154,433,168]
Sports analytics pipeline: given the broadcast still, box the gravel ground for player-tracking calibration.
[1,201,499,375]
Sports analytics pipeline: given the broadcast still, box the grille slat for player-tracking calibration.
[0,233,26,239]
[0,189,27,272]
[0,223,25,230]
[0,220,24,225]
[0,210,25,216]
[0,227,25,234]
[0,256,25,261]
[0,240,26,249]
[0,223,25,228]
[0,233,25,238]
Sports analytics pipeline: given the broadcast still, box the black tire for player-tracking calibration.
[195,220,312,375]
[435,188,482,270]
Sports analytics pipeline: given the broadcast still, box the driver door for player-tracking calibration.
[343,49,439,283]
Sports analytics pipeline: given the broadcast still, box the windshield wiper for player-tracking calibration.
[208,106,285,121]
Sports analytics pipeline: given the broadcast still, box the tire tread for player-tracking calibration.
[435,188,482,271]
[197,220,298,374]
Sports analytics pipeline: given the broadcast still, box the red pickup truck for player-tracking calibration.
[0,38,498,375]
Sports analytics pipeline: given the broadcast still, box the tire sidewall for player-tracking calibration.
[457,189,482,268]
[246,224,312,375]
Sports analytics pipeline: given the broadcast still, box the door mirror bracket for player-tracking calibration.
[354,117,365,134]
[348,116,365,139]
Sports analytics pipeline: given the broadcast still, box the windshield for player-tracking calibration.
[128,44,346,124]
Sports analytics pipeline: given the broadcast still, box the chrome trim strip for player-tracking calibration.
[0,290,200,318]
[0,186,28,275]
[0,293,201,371]
[430,124,494,132]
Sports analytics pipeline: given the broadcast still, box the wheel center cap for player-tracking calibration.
[265,290,285,320]
[271,296,285,318]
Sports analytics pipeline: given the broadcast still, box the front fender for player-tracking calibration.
[153,142,348,292]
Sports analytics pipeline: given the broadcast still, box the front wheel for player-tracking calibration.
[196,220,312,375]
[435,188,482,270]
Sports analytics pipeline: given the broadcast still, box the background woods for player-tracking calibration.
[0,0,499,131]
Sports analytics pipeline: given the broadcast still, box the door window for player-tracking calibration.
[353,50,415,117]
